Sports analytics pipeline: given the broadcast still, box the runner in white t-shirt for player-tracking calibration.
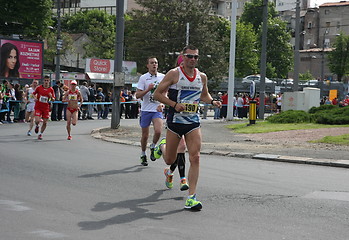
[135,57,165,166]
[25,79,38,136]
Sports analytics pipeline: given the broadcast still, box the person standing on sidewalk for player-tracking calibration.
[33,76,55,140]
[153,45,221,210]
[135,57,165,166]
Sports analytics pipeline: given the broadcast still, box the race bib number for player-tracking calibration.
[39,96,48,103]
[69,94,77,101]
[183,103,198,113]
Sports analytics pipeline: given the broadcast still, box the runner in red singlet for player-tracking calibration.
[33,76,55,140]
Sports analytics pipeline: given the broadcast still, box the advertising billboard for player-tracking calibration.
[0,38,44,80]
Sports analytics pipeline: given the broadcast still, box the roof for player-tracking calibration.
[320,1,349,7]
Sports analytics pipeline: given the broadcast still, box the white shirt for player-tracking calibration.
[137,72,165,112]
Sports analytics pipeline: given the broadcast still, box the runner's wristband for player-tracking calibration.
[211,99,214,105]
[173,102,177,109]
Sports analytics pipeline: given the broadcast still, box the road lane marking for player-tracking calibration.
[30,230,67,239]
[303,191,349,202]
[0,199,32,211]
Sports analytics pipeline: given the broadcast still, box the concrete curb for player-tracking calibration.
[91,128,349,169]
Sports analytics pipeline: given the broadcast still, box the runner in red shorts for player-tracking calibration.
[33,76,55,140]
[62,80,82,140]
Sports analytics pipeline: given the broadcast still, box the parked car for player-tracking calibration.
[242,75,275,84]
[280,79,294,85]
[301,80,319,86]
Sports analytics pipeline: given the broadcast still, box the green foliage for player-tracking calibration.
[240,0,278,32]
[308,104,336,114]
[327,32,349,82]
[268,106,349,125]
[44,31,73,63]
[125,0,229,80]
[62,10,116,59]
[240,0,293,78]
[235,22,259,77]
[0,0,53,39]
[312,107,349,124]
[299,70,314,80]
[267,110,313,123]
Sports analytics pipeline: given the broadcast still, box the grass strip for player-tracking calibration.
[227,121,349,134]
[310,134,349,145]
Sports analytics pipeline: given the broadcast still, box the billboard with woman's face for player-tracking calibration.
[0,38,44,80]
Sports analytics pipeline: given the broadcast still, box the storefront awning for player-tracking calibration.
[86,72,113,83]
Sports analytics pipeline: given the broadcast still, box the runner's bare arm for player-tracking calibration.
[62,91,69,102]
[135,83,154,99]
[153,69,180,109]
[200,73,221,107]
[78,92,83,107]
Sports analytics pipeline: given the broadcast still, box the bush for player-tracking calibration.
[308,104,336,114]
[267,106,349,125]
[313,107,349,124]
[267,110,313,123]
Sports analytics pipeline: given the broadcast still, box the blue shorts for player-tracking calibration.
[139,111,163,128]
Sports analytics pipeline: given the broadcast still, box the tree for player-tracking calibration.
[62,10,116,59]
[328,32,349,82]
[240,0,293,78]
[0,0,53,39]
[240,0,278,33]
[125,0,229,82]
[261,18,293,78]
[235,21,259,77]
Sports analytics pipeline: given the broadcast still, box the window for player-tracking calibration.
[325,9,330,15]
[326,22,331,28]
[308,22,312,29]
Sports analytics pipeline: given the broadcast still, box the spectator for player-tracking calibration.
[12,83,21,122]
[236,93,244,119]
[213,92,222,119]
[79,81,90,120]
[103,91,112,119]
[6,83,15,123]
[51,80,63,121]
[220,92,228,119]
[96,87,105,119]
[130,90,139,119]
[332,97,338,106]
[62,85,69,120]
[88,83,96,119]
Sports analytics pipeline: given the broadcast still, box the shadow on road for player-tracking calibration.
[78,165,147,178]
[78,189,184,230]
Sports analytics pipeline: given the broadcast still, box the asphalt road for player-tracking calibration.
[0,119,349,240]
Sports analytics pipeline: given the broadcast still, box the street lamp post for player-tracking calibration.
[320,29,329,82]
[55,0,62,82]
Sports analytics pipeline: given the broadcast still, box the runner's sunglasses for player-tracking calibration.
[184,54,199,59]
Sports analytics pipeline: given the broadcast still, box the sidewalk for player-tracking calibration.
[92,116,349,169]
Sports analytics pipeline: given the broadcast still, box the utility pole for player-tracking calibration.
[55,0,62,82]
[321,29,328,82]
[259,0,268,120]
[111,0,125,129]
[293,0,300,92]
[227,0,237,120]
[186,23,190,45]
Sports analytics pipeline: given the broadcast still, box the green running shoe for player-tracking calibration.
[180,178,189,191]
[140,155,148,166]
[185,194,202,210]
[154,138,166,159]
[164,168,173,189]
